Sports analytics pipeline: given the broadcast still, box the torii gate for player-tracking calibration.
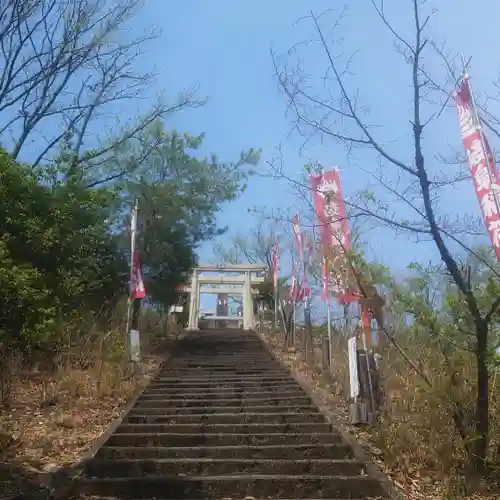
[178,264,268,331]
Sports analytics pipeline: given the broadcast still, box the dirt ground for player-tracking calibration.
[262,331,500,500]
[0,327,177,500]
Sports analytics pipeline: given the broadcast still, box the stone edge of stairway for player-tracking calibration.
[49,330,190,500]
[52,328,400,500]
[256,330,403,500]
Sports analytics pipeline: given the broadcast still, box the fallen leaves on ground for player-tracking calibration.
[263,331,500,500]
[0,353,164,499]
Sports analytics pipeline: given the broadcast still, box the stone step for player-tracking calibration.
[96,443,354,461]
[166,362,276,368]
[169,353,273,357]
[164,367,280,373]
[78,329,387,499]
[73,475,384,499]
[125,412,326,425]
[148,380,300,389]
[85,458,365,477]
[127,405,318,415]
[144,384,302,394]
[180,343,266,345]
[164,358,281,362]
[170,352,272,355]
[137,390,306,401]
[154,375,292,382]
[166,359,277,363]
[176,345,267,349]
[165,366,279,370]
[105,432,342,447]
[115,422,332,434]
[134,396,311,408]
[156,371,289,378]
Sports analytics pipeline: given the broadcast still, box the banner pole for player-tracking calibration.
[126,199,138,361]
[274,292,278,331]
[125,298,132,348]
[326,299,332,366]
[272,239,280,332]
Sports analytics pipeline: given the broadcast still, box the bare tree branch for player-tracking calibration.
[0,0,201,183]
[271,1,499,468]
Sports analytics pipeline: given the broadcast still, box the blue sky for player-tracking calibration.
[131,0,500,312]
[127,0,498,315]
[7,0,499,313]
[134,0,498,267]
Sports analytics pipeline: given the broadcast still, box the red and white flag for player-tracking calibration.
[291,251,297,300]
[291,214,304,280]
[131,251,146,299]
[289,253,304,303]
[310,169,357,303]
[291,214,312,301]
[129,202,146,299]
[455,73,500,263]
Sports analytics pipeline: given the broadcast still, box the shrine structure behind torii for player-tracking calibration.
[177,263,268,330]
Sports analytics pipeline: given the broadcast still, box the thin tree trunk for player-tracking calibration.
[321,328,330,371]
[473,318,489,472]
[407,0,490,471]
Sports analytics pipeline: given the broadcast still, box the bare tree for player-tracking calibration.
[0,0,199,182]
[272,1,500,472]
[212,218,290,311]
[213,218,285,279]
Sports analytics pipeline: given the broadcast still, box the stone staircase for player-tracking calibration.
[71,329,388,499]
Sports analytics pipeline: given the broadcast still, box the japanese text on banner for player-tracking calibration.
[310,170,357,303]
[455,75,500,262]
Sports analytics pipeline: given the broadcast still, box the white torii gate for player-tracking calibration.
[182,264,267,330]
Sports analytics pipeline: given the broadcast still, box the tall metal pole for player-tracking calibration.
[279,298,287,342]
[326,300,332,367]
[360,310,376,422]
[304,293,314,365]
[274,293,278,331]
[125,198,138,360]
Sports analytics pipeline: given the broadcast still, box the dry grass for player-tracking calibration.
[0,313,178,499]
[0,359,159,467]
[263,329,500,500]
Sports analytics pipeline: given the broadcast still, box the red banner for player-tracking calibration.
[131,251,146,299]
[296,286,311,302]
[290,249,300,303]
[291,214,304,283]
[455,74,500,263]
[291,213,311,301]
[310,170,351,250]
[310,170,357,303]
[361,309,371,330]
[288,282,310,302]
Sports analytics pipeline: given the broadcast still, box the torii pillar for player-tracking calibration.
[187,269,199,330]
[185,264,266,331]
[243,271,254,330]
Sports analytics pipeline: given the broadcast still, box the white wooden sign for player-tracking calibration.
[348,336,360,399]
